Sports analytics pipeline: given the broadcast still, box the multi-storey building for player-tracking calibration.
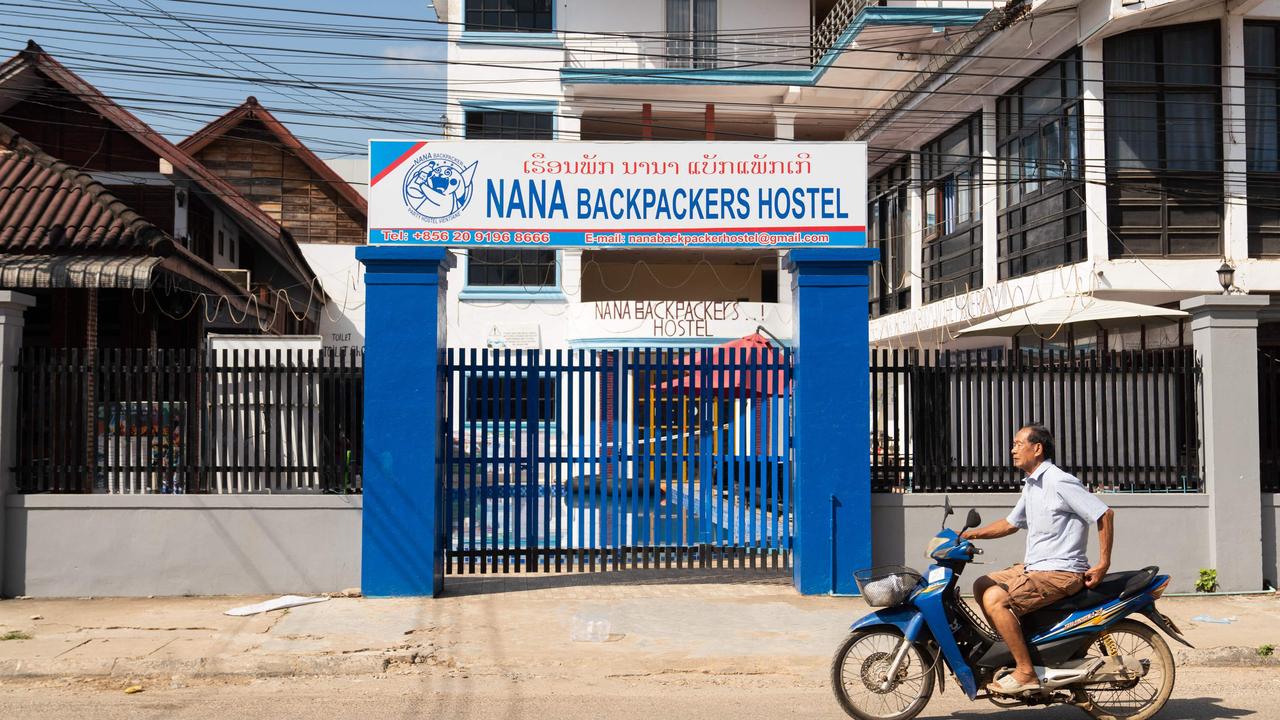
[429,0,1280,352]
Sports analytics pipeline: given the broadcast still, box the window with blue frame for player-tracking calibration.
[467,249,557,287]
[464,109,553,139]
[466,374,558,424]
[464,0,552,33]
[464,108,558,290]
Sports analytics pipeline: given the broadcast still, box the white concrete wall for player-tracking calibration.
[563,0,807,35]
[4,496,361,597]
[206,335,323,353]
[1248,0,1280,17]
[445,249,572,349]
[282,158,372,350]
[563,0,662,33]
[445,249,795,349]
[872,493,1213,593]
[323,158,369,200]
[299,243,365,349]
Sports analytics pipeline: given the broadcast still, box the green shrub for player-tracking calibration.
[1259,644,1275,659]
[0,631,31,641]
[1195,569,1218,593]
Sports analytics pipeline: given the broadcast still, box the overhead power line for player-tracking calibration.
[5,2,1275,104]
[5,0,1265,73]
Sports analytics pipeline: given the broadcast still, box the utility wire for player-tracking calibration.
[5,12,1267,106]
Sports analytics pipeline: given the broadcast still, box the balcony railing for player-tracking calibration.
[565,1,1000,75]
[812,0,874,65]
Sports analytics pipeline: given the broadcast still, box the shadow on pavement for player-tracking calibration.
[943,696,1254,719]
[442,567,793,597]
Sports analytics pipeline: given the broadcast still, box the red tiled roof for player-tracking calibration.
[0,42,324,298]
[0,122,259,304]
[181,96,368,219]
[0,123,160,252]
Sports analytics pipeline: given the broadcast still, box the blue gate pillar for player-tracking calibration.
[356,245,455,597]
[784,248,879,595]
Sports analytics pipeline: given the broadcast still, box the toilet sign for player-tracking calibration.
[367,140,866,248]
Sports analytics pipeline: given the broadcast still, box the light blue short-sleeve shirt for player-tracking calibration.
[1007,461,1109,573]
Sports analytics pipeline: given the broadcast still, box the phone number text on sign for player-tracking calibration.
[368,228,850,247]
[377,230,552,244]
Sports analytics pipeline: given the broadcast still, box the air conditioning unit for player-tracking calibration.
[218,268,251,294]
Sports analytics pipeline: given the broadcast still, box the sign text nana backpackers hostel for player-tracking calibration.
[367,141,867,248]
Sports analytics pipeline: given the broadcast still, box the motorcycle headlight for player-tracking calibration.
[926,536,947,559]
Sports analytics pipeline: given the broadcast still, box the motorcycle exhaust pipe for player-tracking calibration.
[1036,659,1106,690]
[1036,655,1146,690]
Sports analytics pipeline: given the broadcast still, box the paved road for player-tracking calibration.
[2,666,1275,719]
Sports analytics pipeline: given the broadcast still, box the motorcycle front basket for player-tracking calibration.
[854,566,923,607]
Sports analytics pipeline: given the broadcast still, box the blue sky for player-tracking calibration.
[1,0,447,158]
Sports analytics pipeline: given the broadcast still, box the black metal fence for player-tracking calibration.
[15,345,1215,496]
[871,348,1203,493]
[1262,350,1280,493]
[15,347,363,494]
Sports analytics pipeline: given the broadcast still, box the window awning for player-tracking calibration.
[0,253,162,289]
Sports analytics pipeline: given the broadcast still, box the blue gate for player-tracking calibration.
[441,346,794,573]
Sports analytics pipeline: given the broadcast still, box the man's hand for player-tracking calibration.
[961,519,1018,542]
[1084,563,1110,588]
[1087,509,1115,589]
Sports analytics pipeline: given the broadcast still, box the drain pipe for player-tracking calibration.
[853,0,1030,142]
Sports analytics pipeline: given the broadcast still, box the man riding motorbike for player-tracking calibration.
[960,424,1116,697]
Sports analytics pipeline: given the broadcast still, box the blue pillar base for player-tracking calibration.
[784,249,878,595]
[357,246,454,597]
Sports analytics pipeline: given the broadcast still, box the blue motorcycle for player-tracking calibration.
[832,500,1191,720]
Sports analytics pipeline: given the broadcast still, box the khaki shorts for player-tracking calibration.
[986,564,1085,616]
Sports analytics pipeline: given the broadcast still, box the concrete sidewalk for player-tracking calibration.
[1,571,1277,681]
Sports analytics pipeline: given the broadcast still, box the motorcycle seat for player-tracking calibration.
[1038,566,1160,613]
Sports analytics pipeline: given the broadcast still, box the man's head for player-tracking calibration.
[1011,424,1054,474]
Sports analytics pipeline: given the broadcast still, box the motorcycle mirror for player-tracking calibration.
[964,509,982,530]
[942,496,954,528]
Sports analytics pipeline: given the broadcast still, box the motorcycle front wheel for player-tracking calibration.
[830,629,934,720]
[1078,619,1176,720]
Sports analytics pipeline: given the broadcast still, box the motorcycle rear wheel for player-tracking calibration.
[1078,619,1176,720]
[830,629,934,720]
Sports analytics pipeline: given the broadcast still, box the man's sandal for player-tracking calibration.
[987,668,1041,696]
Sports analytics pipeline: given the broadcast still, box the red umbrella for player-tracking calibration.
[656,332,788,397]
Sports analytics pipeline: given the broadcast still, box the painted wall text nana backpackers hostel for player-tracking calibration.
[594,300,743,338]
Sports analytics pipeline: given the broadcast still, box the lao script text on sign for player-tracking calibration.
[367,141,866,249]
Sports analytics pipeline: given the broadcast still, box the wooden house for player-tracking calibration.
[181,97,366,246]
[0,42,326,349]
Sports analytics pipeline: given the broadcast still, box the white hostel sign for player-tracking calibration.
[367,141,866,248]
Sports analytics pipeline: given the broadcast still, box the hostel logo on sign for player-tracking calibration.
[402,153,478,223]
